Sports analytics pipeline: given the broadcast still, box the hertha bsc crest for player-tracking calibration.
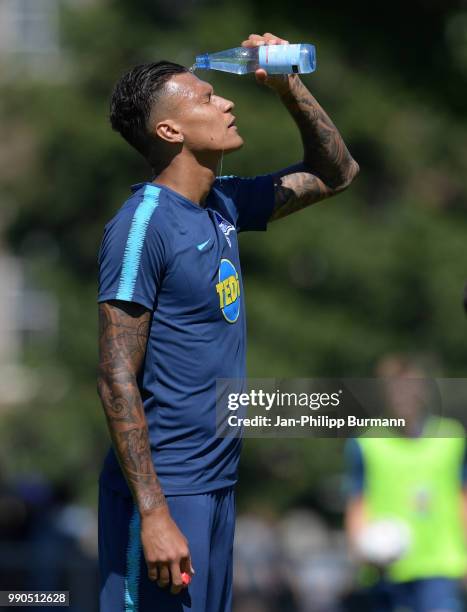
[214,211,235,248]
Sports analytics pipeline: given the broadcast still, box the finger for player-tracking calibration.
[169,562,184,595]
[244,33,289,47]
[254,69,268,83]
[262,32,289,45]
[245,34,266,46]
[262,32,281,44]
[157,564,171,589]
[181,554,195,577]
[147,563,158,582]
[242,39,265,47]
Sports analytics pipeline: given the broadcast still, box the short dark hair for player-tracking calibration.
[110,61,188,160]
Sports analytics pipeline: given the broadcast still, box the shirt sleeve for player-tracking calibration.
[216,174,275,232]
[344,438,366,499]
[97,210,168,311]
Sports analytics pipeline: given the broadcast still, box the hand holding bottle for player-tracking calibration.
[240,32,295,94]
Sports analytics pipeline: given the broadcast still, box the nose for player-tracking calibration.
[223,98,234,112]
[213,95,234,112]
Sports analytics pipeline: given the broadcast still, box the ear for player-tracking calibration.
[155,119,184,144]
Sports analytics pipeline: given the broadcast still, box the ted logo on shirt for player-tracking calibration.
[216,259,240,323]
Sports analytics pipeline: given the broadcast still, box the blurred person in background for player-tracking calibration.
[97,31,358,612]
[233,513,300,611]
[278,509,351,612]
[344,355,467,612]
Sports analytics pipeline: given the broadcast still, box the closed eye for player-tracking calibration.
[202,88,213,103]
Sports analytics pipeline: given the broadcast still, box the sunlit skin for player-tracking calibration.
[162,73,244,154]
[148,34,297,207]
[149,73,243,206]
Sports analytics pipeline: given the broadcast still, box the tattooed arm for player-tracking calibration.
[97,300,193,592]
[270,75,359,221]
[242,33,359,221]
[97,300,163,512]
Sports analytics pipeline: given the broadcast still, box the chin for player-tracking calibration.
[224,134,244,154]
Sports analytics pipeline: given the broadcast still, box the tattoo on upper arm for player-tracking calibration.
[271,170,333,221]
[98,301,150,374]
[98,301,150,426]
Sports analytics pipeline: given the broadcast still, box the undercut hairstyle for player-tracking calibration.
[110,61,188,161]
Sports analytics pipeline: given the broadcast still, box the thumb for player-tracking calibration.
[255,68,268,84]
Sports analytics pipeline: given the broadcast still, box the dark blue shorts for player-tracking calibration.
[368,577,463,612]
[98,482,235,612]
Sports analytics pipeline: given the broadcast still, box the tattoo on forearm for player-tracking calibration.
[127,473,167,511]
[108,394,135,423]
[282,77,356,186]
[119,427,154,474]
[271,76,359,220]
[97,301,166,513]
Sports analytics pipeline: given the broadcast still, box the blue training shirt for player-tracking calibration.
[98,176,275,496]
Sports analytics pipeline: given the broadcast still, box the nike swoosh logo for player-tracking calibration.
[197,238,211,251]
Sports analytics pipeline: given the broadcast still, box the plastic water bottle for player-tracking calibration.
[193,43,316,75]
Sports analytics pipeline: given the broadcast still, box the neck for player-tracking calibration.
[153,150,222,206]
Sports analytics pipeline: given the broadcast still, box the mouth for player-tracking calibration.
[228,117,237,128]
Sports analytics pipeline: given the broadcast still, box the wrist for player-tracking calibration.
[139,500,169,519]
[276,74,300,98]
